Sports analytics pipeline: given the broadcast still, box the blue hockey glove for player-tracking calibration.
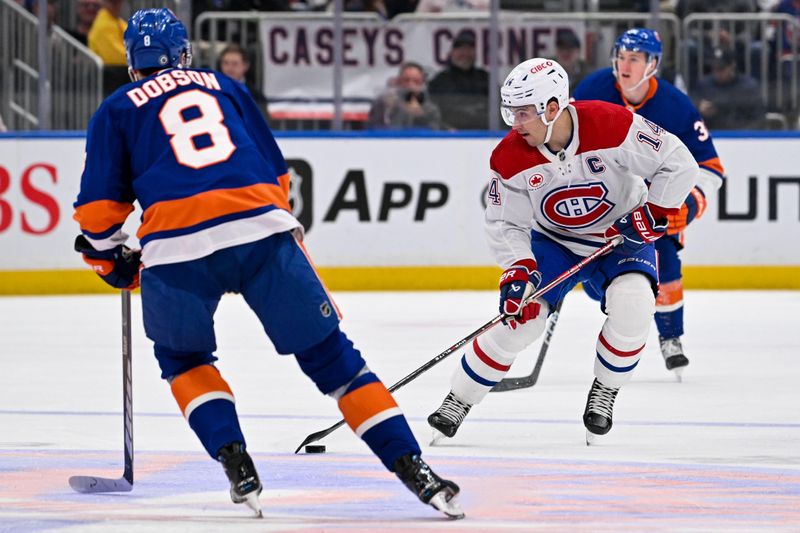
[605,203,668,253]
[75,235,141,289]
[499,259,542,328]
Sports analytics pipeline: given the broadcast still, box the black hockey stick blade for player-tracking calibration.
[292,239,621,453]
[294,419,346,453]
[70,290,134,493]
[490,299,564,393]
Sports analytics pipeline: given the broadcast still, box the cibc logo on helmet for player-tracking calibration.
[530,60,553,74]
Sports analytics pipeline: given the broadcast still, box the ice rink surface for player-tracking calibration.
[1,290,799,532]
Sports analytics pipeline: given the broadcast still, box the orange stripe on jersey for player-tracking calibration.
[656,279,684,307]
[338,382,398,432]
[295,236,342,320]
[699,157,725,176]
[277,172,290,198]
[616,77,659,112]
[138,182,291,240]
[170,364,234,416]
[73,200,135,234]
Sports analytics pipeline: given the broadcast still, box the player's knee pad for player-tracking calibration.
[485,300,550,355]
[655,279,684,314]
[604,274,654,338]
[295,328,367,395]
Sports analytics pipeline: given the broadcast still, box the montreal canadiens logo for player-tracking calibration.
[540,182,616,229]
[528,174,545,189]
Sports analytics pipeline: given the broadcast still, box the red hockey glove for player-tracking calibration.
[667,187,707,235]
[604,203,669,253]
[75,235,141,290]
[499,259,542,328]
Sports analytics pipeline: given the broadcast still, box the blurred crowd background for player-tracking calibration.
[1,0,798,133]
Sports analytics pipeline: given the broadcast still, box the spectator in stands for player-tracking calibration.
[416,0,488,12]
[693,47,765,130]
[385,0,419,17]
[367,62,443,129]
[66,0,101,46]
[553,29,588,92]
[88,0,128,96]
[343,0,388,18]
[218,44,269,118]
[428,29,490,130]
[776,0,800,53]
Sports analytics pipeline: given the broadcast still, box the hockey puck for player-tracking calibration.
[305,444,326,454]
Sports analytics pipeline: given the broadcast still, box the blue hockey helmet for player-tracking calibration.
[124,8,192,71]
[612,27,662,72]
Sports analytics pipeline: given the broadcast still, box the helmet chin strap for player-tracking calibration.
[539,107,564,146]
[614,57,658,96]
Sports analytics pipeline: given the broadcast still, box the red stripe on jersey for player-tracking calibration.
[490,130,549,180]
[599,333,644,357]
[573,100,634,155]
[473,338,511,371]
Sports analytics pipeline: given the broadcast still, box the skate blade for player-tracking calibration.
[585,430,598,446]
[243,492,263,518]
[429,428,447,446]
[429,491,465,520]
[673,367,684,382]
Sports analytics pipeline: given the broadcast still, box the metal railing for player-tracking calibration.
[0,0,103,131]
[194,10,682,131]
[682,13,800,125]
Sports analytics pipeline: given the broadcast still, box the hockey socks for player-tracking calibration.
[170,364,245,458]
[655,279,685,338]
[338,372,421,471]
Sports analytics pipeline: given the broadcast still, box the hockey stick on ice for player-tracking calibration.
[489,298,563,393]
[293,237,622,453]
[69,290,134,493]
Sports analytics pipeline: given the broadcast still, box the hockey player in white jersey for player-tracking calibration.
[427,58,699,443]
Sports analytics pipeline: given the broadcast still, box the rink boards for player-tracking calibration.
[0,131,798,293]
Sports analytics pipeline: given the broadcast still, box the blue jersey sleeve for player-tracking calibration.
[73,99,135,247]
[228,80,288,177]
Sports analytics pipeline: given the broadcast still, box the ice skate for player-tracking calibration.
[218,442,263,517]
[583,378,619,445]
[394,454,464,519]
[660,336,689,382]
[427,391,472,445]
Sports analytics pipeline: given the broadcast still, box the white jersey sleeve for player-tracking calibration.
[484,169,537,269]
[618,114,699,210]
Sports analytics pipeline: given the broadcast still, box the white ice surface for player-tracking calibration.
[1,290,799,531]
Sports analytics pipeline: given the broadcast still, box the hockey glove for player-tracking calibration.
[499,259,542,328]
[666,186,707,235]
[74,234,141,290]
[604,203,668,253]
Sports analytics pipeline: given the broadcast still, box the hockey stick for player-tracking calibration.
[293,237,622,453]
[489,298,563,393]
[69,290,134,493]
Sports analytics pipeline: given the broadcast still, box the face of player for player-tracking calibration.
[505,105,548,147]
[220,52,249,82]
[615,50,654,92]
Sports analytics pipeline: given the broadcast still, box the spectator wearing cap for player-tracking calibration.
[427,29,490,130]
[553,29,588,92]
[367,62,443,130]
[693,47,765,129]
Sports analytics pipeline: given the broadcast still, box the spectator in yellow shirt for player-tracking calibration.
[88,0,127,66]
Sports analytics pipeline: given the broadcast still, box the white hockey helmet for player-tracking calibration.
[500,58,570,129]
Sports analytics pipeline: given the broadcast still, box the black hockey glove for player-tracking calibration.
[74,234,141,289]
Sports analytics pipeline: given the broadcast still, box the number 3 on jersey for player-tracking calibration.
[159,89,235,169]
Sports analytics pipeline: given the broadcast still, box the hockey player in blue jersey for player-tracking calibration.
[72,8,463,519]
[573,28,725,378]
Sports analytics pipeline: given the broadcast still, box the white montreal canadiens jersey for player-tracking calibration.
[485,100,698,267]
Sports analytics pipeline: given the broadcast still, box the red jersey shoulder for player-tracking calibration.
[573,100,633,154]
[490,130,549,180]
